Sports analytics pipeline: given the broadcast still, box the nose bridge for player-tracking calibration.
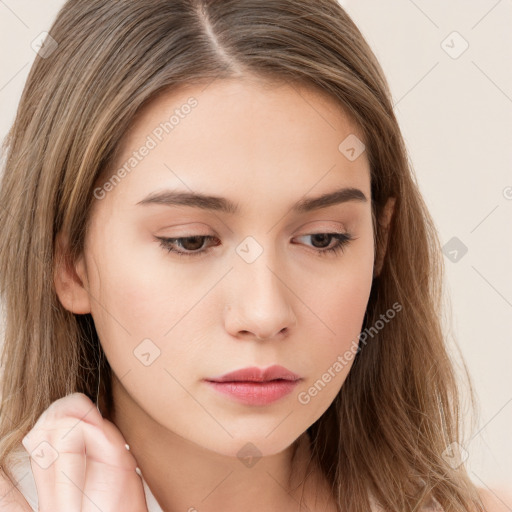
[225,234,296,338]
[236,234,289,305]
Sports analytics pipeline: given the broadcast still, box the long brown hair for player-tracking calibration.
[0,1,484,510]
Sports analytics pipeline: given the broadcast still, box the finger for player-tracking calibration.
[0,467,33,512]
[24,426,86,511]
[82,418,146,512]
[23,393,147,512]
[22,393,99,511]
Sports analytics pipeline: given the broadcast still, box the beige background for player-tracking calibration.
[1,0,511,494]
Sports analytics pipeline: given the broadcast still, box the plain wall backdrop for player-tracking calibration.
[1,0,511,497]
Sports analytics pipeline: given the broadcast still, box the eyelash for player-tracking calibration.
[156,232,354,259]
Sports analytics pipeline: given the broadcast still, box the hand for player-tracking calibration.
[0,392,148,512]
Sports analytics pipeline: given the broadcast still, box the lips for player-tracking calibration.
[206,364,301,383]
[204,365,301,406]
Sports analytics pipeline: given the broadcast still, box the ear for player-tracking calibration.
[373,196,396,278]
[53,231,92,314]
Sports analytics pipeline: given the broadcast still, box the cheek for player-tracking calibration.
[89,221,196,330]
[297,239,374,347]
[86,235,217,390]
[293,244,374,405]
[84,236,179,366]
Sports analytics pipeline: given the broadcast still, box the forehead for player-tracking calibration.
[115,75,366,160]
[95,77,370,216]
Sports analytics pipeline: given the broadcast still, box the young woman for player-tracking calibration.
[0,1,503,510]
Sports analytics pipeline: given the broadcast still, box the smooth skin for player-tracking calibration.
[1,77,506,511]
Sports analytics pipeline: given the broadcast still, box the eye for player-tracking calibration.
[292,232,354,256]
[156,235,220,258]
[156,232,355,258]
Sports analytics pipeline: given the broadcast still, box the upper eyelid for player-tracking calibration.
[162,229,349,241]
[159,223,350,237]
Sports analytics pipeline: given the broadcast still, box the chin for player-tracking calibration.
[200,428,305,460]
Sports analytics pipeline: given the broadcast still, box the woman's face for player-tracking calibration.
[67,77,375,457]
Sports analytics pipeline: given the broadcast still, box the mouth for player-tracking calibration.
[204,365,302,406]
[204,379,301,406]
[205,364,301,383]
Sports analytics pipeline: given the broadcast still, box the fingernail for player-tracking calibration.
[135,466,142,477]
[125,443,130,451]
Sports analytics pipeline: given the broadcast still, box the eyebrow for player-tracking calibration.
[136,186,367,214]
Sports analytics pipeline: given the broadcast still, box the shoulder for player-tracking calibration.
[477,486,512,512]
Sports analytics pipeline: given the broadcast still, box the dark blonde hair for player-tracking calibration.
[0,1,484,510]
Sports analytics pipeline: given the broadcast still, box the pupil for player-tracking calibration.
[311,233,331,248]
[182,236,204,251]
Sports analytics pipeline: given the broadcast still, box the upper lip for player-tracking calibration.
[206,365,301,383]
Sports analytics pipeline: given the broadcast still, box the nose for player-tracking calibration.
[223,252,297,341]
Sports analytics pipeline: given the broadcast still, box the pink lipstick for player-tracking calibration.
[204,365,301,406]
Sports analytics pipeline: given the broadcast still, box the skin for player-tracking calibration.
[7,393,147,511]
[50,76,395,511]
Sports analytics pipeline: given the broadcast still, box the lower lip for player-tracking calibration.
[205,379,300,405]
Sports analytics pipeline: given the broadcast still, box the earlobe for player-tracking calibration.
[373,196,396,278]
[53,231,92,314]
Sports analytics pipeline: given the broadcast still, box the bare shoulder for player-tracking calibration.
[478,487,512,512]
